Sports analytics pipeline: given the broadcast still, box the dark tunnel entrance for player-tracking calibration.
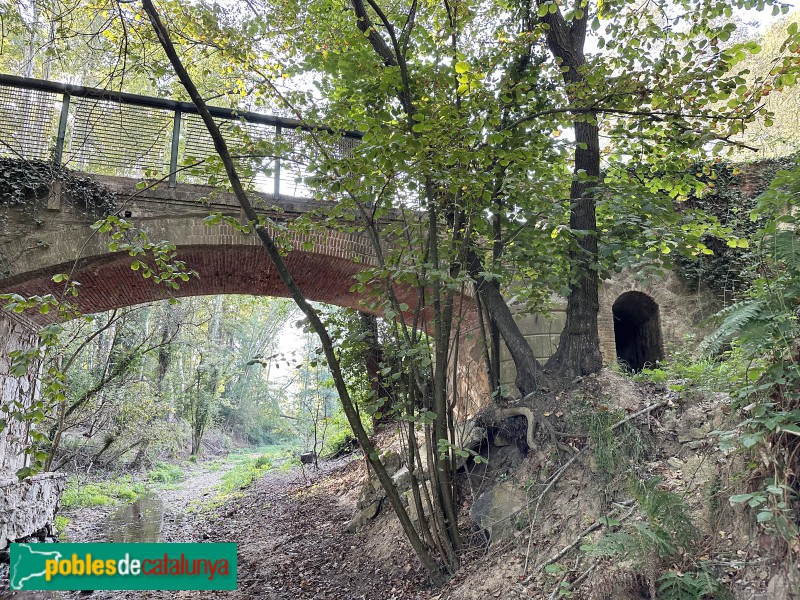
[612,291,664,372]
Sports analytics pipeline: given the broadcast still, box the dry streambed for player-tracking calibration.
[60,459,231,545]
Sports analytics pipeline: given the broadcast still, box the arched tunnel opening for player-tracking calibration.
[612,291,664,372]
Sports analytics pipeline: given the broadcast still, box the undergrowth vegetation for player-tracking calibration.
[538,383,737,598]
[147,462,185,484]
[61,475,146,509]
[583,477,732,600]
[211,446,294,503]
[701,165,800,547]
[569,404,651,478]
[54,515,69,541]
[588,164,800,594]
[625,345,749,401]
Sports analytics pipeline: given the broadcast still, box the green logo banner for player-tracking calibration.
[9,543,237,591]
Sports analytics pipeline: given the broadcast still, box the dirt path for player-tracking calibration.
[201,456,432,600]
[3,454,438,600]
[69,455,433,600]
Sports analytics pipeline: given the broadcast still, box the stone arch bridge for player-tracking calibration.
[0,74,436,546]
[0,73,386,314]
[0,75,708,547]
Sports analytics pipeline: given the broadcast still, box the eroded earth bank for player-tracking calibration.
[4,369,798,600]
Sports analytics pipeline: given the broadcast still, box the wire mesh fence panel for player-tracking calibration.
[278,130,360,198]
[277,128,317,199]
[65,97,172,179]
[180,113,280,193]
[0,87,60,161]
[0,78,361,200]
[331,135,358,160]
[181,112,228,174]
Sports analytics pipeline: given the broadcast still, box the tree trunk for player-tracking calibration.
[359,312,392,422]
[544,118,603,381]
[541,8,603,385]
[142,0,445,583]
[128,439,150,469]
[466,249,548,396]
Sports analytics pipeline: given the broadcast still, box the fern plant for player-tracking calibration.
[699,299,766,357]
[583,477,730,599]
[702,164,800,547]
[658,571,733,600]
[587,477,698,562]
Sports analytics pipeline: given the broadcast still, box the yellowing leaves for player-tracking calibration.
[454,61,470,74]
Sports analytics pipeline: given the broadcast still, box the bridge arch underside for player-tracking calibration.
[0,210,486,415]
[0,245,422,319]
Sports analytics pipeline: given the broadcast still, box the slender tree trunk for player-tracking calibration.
[428,201,461,563]
[489,203,504,393]
[360,312,391,422]
[209,295,223,342]
[141,0,445,583]
[466,249,548,396]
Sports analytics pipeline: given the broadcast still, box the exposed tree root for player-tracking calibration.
[495,406,537,450]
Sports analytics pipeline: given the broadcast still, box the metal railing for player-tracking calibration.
[0,74,361,197]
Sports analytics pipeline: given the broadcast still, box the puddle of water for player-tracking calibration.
[106,490,164,543]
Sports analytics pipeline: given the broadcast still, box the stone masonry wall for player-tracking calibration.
[0,473,66,549]
[498,270,717,396]
[597,270,718,363]
[454,323,491,420]
[0,311,65,550]
[0,176,394,319]
[498,298,567,397]
[0,311,41,476]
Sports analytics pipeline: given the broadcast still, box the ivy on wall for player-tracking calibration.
[0,158,117,217]
[677,155,799,304]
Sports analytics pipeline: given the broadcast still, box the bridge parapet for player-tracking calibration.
[0,74,360,197]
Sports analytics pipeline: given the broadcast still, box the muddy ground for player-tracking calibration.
[1,454,437,600]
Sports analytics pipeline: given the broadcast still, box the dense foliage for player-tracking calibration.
[38,295,375,470]
[677,155,798,302]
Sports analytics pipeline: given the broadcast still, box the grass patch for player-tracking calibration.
[147,462,185,484]
[622,346,749,400]
[55,515,69,541]
[61,475,146,509]
[201,446,294,509]
[217,455,273,495]
[568,403,651,478]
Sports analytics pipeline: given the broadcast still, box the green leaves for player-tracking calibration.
[543,562,565,575]
[16,467,36,481]
[726,237,750,249]
[537,2,559,17]
[728,481,798,540]
[730,492,767,507]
